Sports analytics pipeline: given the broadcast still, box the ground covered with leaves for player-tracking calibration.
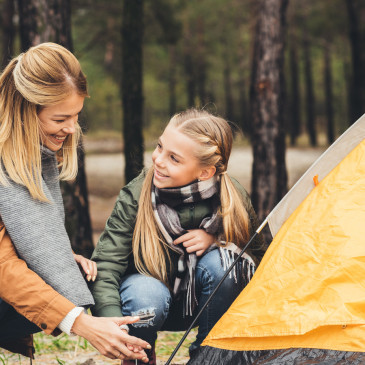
[0,329,196,364]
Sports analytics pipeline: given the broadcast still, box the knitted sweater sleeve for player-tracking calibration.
[90,172,145,318]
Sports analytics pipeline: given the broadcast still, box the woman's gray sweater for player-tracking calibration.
[0,147,94,307]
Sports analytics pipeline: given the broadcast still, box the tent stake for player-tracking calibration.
[165,219,268,365]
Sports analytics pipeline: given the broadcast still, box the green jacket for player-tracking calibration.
[91,169,265,317]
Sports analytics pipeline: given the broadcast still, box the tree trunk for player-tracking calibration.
[234,0,249,135]
[196,16,207,107]
[168,45,177,116]
[250,0,289,233]
[17,0,94,257]
[345,0,365,123]
[1,0,16,69]
[324,44,335,144]
[223,59,234,122]
[104,16,115,72]
[302,29,317,146]
[184,52,196,107]
[238,74,249,136]
[121,0,144,183]
[289,41,301,146]
[183,20,196,108]
[17,0,39,50]
[343,57,352,125]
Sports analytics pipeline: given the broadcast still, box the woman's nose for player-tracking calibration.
[62,117,77,134]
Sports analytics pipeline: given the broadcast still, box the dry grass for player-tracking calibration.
[0,329,197,364]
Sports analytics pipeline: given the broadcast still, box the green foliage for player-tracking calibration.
[65,0,362,144]
[0,0,363,143]
[34,332,76,353]
[56,358,67,365]
[0,353,21,365]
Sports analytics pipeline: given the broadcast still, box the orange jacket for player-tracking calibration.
[0,222,75,336]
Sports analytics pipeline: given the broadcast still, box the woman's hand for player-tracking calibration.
[174,229,216,256]
[73,253,97,282]
[71,313,150,362]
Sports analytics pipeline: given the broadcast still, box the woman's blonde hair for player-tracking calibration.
[133,109,250,286]
[0,42,88,201]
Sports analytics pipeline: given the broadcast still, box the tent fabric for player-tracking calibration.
[187,347,365,364]
[267,114,365,237]
[200,137,365,353]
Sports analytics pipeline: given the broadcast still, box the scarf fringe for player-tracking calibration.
[218,243,256,286]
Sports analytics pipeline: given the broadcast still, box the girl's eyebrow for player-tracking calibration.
[159,137,184,160]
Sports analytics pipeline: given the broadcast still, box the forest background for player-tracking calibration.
[1,0,365,252]
[0,0,365,363]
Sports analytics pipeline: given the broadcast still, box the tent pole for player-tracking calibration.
[165,219,268,365]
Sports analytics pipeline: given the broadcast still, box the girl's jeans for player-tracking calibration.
[119,249,246,353]
[0,298,40,340]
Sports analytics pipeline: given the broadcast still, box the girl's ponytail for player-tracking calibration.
[219,172,250,247]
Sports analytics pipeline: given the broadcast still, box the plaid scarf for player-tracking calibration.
[151,176,256,316]
[152,177,221,316]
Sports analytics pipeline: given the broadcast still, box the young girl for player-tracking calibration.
[0,42,149,362]
[91,109,265,364]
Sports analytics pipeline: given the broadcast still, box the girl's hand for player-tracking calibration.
[73,253,97,282]
[173,229,215,256]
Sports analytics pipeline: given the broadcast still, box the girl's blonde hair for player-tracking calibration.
[0,42,88,201]
[133,109,250,286]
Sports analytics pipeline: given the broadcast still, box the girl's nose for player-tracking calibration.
[154,153,165,167]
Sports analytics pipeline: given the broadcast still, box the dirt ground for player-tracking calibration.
[85,144,324,241]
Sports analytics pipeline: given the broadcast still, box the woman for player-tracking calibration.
[0,42,150,363]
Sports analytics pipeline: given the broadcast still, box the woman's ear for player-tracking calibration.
[198,166,216,181]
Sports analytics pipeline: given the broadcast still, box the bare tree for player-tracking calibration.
[223,58,234,122]
[196,16,208,107]
[302,27,317,146]
[324,43,335,144]
[17,0,38,50]
[168,45,177,116]
[288,42,301,145]
[121,0,144,183]
[250,0,289,236]
[1,0,16,69]
[183,19,196,108]
[345,0,365,123]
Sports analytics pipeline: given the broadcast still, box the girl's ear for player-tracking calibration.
[198,166,216,181]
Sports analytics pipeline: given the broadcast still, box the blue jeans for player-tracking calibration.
[0,298,40,341]
[119,249,246,352]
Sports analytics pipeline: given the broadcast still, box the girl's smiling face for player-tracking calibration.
[38,92,85,151]
[152,125,208,189]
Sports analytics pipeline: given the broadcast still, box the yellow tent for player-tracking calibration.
[188,114,365,364]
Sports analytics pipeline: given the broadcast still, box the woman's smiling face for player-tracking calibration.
[38,92,85,151]
[151,125,205,189]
